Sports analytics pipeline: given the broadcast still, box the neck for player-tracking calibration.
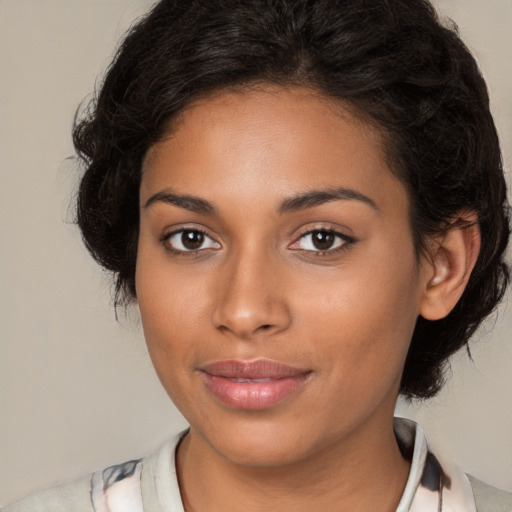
[176,412,411,512]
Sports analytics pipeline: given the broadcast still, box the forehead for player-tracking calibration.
[141,86,407,216]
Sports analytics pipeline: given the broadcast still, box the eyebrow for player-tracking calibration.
[144,191,217,215]
[144,186,378,215]
[278,188,379,214]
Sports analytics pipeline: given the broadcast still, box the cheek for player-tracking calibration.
[295,252,420,385]
[136,272,203,413]
[137,269,206,352]
[136,225,209,328]
[135,241,204,377]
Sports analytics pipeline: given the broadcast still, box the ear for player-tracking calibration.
[420,212,481,321]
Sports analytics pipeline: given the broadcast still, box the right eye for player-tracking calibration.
[163,229,221,253]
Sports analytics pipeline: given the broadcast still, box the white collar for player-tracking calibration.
[394,417,476,512]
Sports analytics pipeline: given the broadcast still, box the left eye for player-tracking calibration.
[165,229,221,252]
[290,230,349,252]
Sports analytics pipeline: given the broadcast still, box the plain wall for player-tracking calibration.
[1,0,511,505]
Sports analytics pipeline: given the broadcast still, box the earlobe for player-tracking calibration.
[420,214,481,321]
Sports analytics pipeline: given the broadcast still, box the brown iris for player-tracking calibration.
[312,230,335,250]
[181,230,204,250]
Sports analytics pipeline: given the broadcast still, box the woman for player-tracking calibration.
[4,0,511,510]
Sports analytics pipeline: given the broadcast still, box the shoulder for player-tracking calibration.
[2,475,93,512]
[2,432,188,512]
[468,474,512,512]
[2,459,144,512]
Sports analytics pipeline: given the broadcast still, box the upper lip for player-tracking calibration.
[200,359,310,380]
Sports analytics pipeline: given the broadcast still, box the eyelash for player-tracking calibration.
[161,227,355,257]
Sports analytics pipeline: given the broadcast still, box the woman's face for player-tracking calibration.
[137,86,430,467]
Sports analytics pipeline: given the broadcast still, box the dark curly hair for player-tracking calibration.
[73,0,510,399]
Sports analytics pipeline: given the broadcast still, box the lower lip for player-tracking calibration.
[201,373,310,410]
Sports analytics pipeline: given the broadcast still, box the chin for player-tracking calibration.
[194,415,322,469]
[215,439,307,468]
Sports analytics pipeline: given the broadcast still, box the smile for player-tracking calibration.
[199,359,311,410]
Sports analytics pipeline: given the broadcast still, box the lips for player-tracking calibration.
[199,359,311,410]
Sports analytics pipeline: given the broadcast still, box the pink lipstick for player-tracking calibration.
[199,359,311,410]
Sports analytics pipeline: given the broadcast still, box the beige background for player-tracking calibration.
[0,0,511,505]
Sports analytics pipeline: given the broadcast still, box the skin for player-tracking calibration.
[136,86,479,512]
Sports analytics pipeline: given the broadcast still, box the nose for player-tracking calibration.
[211,249,292,339]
